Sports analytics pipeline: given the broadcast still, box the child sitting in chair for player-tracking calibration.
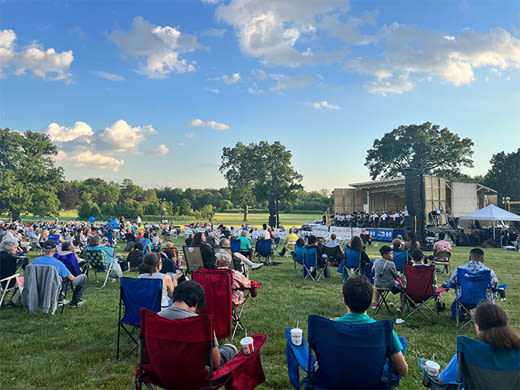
[371,246,398,310]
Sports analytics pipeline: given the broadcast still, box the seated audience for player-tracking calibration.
[54,241,84,276]
[349,236,372,273]
[306,235,330,278]
[438,302,520,384]
[391,238,402,251]
[334,275,408,382]
[360,229,373,246]
[215,252,259,306]
[278,228,299,257]
[191,232,216,269]
[371,246,397,310]
[127,242,144,272]
[238,230,253,260]
[0,239,20,301]
[433,232,451,254]
[219,238,263,271]
[138,253,179,309]
[159,280,237,368]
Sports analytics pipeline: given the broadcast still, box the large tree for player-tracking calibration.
[365,122,474,180]
[484,148,520,202]
[0,128,63,220]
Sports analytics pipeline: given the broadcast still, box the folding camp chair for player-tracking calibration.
[402,264,446,321]
[303,246,324,281]
[292,245,305,272]
[286,315,394,389]
[341,248,361,281]
[54,252,82,276]
[21,264,68,315]
[230,239,241,253]
[0,273,22,308]
[192,269,233,339]
[392,250,408,274]
[136,309,266,390]
[183,245,205,274]
[454,268,491,328]
[256,239,273,265]
[374,287,392,314]
[322,245,343,267]
[214,247,244,274]
[285,239,297,257]
[431,250,451,274]
[117,277,162,360]
[457,335,520,389]
[83,248,115,288]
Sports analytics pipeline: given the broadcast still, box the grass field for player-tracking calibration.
[1,240,519,389]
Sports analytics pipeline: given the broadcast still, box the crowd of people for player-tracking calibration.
[0,217,518,388]
[334,209,408,228]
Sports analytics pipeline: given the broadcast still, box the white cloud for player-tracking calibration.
[203,28,227,38]
[108,16,203,78]
[202,0,222,4]
[185,132,194,139]
[0,29,73,81]
[95,119,157,152]
[311,100,339,110]
[45,121,93,142]
[68,151,124,172]
[208,88,220,93]
[177,142,185,147]
[215,0,351,66]
[364,75,414,95]
[187,118,230,130]
[97,71,125,81]
[248,86,264,94]
[148,144,169,155]
[270,74,313,93]
[251,68,268,80]
[222,72,240,84]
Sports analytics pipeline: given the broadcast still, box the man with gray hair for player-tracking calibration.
[33,240,87,306]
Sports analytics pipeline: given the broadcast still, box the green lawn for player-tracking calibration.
[1,241,518,389]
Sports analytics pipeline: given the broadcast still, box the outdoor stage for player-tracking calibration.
[305,224,405,242]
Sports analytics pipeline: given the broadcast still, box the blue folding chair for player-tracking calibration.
[303,246,324,281]
[230,239,241,253]
[286,315,394,389]
[454,268,491,328]
[117,277,162,360]
[392,250,408,274]
[256,239,273,265]
[457,335,520,389]
[340,248,361,281]
[292,245,305,272]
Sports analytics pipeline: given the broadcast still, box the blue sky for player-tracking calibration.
[1,0,519,191]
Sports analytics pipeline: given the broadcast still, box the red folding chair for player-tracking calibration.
[135,308,266,390]
[402,264,447,321]
[192,269,233,340]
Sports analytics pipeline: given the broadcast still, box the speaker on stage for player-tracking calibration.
[405,168,425,245]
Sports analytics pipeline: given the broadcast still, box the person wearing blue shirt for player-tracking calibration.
[33,240,87,306]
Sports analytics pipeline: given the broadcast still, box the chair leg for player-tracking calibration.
[100,261,115,289]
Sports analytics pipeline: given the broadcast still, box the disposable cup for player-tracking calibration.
[240,336,254,355]
[425,360,440,377]
[291,328,303,346]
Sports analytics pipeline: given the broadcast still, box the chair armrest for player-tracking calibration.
[0,273,20,284]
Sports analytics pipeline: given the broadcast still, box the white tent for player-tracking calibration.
[459,204,520,221]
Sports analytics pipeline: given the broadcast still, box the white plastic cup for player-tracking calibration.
[291,328,303,346]
[240,336,254,355]
[425,360,440,377]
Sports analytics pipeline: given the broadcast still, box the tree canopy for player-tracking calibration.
[365,122,474,180]
[484,148,520,202]
[0,128,63,220]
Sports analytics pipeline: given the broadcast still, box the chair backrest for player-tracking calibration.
[344,248,361,269]
[183,246,204,273]
[404,264,435,302]
[392,250,408,272]
[307,315,393,389]
[256,239,272,257]
[456,268,491,306]
[192,269,233,339]
[21,264,62,315]
[139,308,214,389]
[54,253,81,276]
[433,251,451,261]
[294,245,305,263]
[457,335,520,389]
[303,246,317,267]
[323,245,341,259]
[120,278,162,327]
[160,257,176,274]
[230,239,241,253]
[48,234,61,245]
[84,249,107,271]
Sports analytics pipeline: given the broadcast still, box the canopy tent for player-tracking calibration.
[459,204,520,221]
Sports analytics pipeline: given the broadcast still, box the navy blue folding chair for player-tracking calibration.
[457,335,520,389]
[303,246,324,281]
[392,250,408,274]
[286,315,394,389]
[292,245,305,272]
[117,277,162,360]
[230,239,241,253]
[454,269,491,328]
[340,248,361,281]
[256,239,273,265]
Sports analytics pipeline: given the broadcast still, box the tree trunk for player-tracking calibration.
[243,204,248,221]
[11,210,20,222]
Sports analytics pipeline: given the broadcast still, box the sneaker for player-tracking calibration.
[371,303,378,310]
[397,306,403,313]
[251,263,263,270]
[58,299,70,306]
[69,299,86,307]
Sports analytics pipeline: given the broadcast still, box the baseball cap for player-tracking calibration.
[42,240,57,250]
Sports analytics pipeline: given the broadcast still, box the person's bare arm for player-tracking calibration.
[393,351,408,376]
[212,346,221,368]
[66,274,75,281]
